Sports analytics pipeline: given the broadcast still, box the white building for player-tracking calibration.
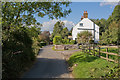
[72,11,99,43]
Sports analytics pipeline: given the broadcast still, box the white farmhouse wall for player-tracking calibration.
[72,18,99,43]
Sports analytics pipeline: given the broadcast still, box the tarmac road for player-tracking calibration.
[22,45,71,78]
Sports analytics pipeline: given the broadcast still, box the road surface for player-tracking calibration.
[22,45,72,78]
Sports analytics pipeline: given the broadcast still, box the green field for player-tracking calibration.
[68,51,118,78]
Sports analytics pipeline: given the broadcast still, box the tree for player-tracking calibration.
[90,18,107,35]
[61,27,69,38]
[38,31,50,44]
[107,5,120,24]
[69,27,73,36]
[2,2,71,30]
[100,5,120,45]
[52,21,64,38]
[2,2,71,79]
[77,31,92,44]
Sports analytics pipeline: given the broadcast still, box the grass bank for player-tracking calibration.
[68,51,117,78]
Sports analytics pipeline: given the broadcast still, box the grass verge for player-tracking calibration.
[68,51,117,78]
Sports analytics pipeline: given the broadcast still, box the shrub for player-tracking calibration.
[70,40,75,44]
[53,36,62,45]
[62,38,69,44]
[89,40,94,44]
[2,27,40,79]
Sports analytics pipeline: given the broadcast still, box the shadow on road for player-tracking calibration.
[22,57,69,78]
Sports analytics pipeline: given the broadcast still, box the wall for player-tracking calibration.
[72,18,99,43]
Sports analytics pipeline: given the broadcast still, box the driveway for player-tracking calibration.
[22,45,74,78]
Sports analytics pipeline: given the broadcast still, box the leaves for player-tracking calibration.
[2,2,71,30]
[77,31,92,44]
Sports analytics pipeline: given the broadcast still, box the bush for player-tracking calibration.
[89,40,94,44]
[2,27,40,79]
[53,36,62,45]
[70,40,75,44]
[62,38,69,44]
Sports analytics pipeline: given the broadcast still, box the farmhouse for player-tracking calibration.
[72,11,99,43]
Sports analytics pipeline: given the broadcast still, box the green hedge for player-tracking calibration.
[2,27,40,79]
[53,36,62,45]
[70,40,75,44]
[53,36,75,45]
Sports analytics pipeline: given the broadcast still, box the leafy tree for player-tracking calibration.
[68,27,73,36]
[107,5,120,24]
[2,2,71,30]
[90,18,107,35]
[52,21,64,38]
[38,31,50,44]
[2,2,71,79]
[100,30,110,45]
[100,5,120,45]
[77,31,92,44]
[61,27,69,38]
[109,21,119,44]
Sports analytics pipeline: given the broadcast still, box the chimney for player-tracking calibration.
[83,11,88,18]
[81,16,84,20]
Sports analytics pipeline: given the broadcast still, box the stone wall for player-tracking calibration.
[55,44,78,50]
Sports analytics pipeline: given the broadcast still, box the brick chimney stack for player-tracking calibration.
[83,11,88,18]
[81,16,84,20]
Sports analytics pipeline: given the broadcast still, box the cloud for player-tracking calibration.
[100,0,119,7]
[41,19,75,33]
[62,20,75,30]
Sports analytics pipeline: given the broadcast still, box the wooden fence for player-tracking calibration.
[80,44,119,63]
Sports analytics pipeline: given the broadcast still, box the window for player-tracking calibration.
[80,23,83,26]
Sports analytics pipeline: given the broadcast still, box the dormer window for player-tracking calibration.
[80,23,83,26]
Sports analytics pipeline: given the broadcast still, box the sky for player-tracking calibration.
[34,2,119,33]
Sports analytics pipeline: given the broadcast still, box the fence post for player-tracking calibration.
[106,48,108,61]
[99,47,100,57]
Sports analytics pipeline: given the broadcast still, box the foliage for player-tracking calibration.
[53,35,75,45]
[2,2,71,79]
[102,66,120,78]
[38,31,50,45]
[62,38,69,44]
[70,40,75,44]
[68,51,117,78]
[61,27,69,38]
[52,21,64,38]
[40,42,46,46]
[53,36,62,45]
[90,18,108,35]
[89,40,94,44]
[107,5,120,24]
[2,2,71,30]
[2,26,41,79]
[68,27,73,36]
[100,21,119,45]
[77,31,92,44]
[99,5,120,45]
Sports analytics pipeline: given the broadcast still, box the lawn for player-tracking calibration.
[68,51,118,78]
